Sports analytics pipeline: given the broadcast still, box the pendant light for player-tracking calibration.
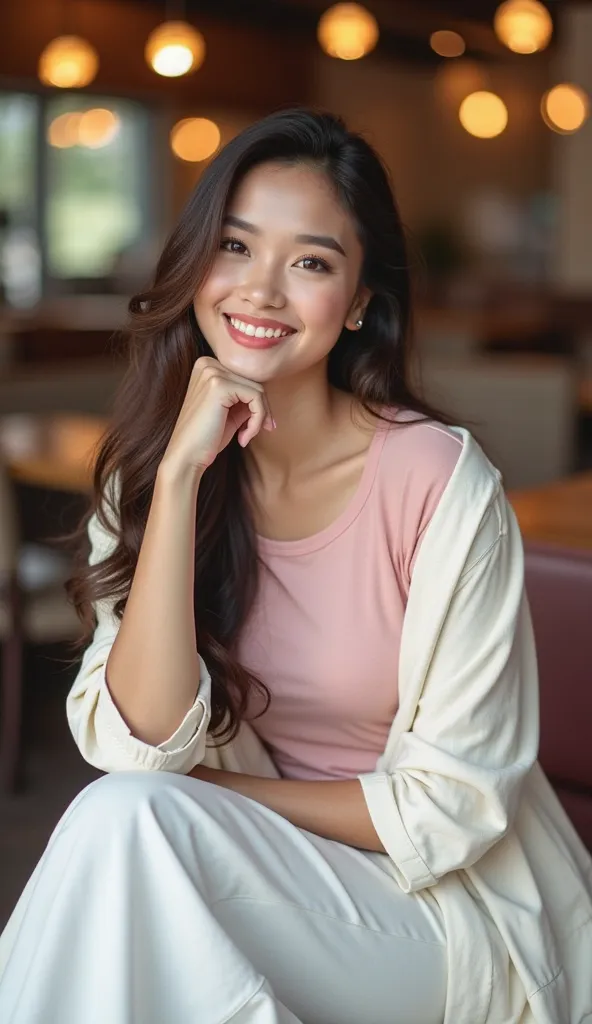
[493,0,553,55]
[459,91,508,138]
[145,0,205,78]
[317,3,379,61]
[430,30,466,58]
[541,84,590,135]
[38,1,99,88]
[170,118,220,161]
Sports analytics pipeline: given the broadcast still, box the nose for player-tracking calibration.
[237,260,285,310]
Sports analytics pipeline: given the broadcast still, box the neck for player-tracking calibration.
[245,367,350,485]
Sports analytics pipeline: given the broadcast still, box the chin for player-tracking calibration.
[217,346,284,383]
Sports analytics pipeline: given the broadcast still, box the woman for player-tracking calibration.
[0,108,590,1024]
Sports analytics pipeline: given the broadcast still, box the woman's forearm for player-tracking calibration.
[105,462,204,746]
[188,766,386,853]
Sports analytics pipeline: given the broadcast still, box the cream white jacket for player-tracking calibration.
[67,428,592,1024]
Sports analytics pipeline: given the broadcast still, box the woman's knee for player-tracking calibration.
[60,770,203,835]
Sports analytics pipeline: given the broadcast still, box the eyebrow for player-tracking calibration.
[223,215,347,258]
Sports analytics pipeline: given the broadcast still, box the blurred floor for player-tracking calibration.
[0,644,101,930]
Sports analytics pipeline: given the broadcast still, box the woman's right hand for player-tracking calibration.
[161,356,275,476]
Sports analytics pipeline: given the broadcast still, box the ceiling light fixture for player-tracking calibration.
[317,3,379,61]
[38,1,99,88]
[493,0,553,55]
[430,30,466,58]
[146,0,206,78]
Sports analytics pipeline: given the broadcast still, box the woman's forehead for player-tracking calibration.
[226,162,356,241]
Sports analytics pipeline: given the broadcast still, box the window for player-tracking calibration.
[0,93,40,306]
[45,95,150,280]
[0,94,37,225]
[0,90,154,306]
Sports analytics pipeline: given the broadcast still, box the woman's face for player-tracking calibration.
[193,161,369,383]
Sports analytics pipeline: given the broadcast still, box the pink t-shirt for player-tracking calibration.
[236,412,463,781]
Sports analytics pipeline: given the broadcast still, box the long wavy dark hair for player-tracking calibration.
[66,107,458,744]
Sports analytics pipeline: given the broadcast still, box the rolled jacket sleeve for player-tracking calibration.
[359,496,540,893]
[67,637,211,774]
[66,491,212,775]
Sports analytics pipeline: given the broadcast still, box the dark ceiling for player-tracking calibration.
[178,0,560,29]
[176,0,561,63]
[99,0,563,67]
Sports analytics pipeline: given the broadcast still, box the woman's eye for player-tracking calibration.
[221,237,248,255]
[296,255,331,273]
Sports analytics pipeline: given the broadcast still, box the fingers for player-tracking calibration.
[216,369,274,429]
[194,356,275,443]
[227,379,274,438]
[237,395,269,448]
[221,385,270,447]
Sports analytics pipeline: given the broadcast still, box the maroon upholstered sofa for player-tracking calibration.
[524,543,592,851]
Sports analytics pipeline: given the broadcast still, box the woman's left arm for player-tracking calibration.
[187,764,386,851]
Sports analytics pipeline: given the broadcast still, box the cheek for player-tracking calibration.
[296,279,351,331]
[195,263,236,311]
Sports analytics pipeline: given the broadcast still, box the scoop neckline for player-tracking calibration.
[256,414,390,558]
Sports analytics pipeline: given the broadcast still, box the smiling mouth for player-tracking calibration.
[223,314,296,340]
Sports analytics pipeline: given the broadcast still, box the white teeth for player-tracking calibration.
[228,316,290,339]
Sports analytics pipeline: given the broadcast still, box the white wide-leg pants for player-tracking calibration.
[0,771,448,1024]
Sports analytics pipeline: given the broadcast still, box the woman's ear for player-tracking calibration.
[345,286,372,331]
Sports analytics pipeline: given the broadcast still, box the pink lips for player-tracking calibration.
[223,314,293,350]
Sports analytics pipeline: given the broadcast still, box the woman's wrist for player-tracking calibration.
[157,454,205,493]
[153,462,202,520]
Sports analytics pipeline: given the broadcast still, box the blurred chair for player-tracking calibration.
[524,543,592,851]
[418,354,576,489]
[0,462,80,794]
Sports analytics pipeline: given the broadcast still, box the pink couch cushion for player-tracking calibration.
[524,544,592,789]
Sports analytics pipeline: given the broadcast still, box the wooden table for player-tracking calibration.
[0,414,107,493]
[509,472,592,552]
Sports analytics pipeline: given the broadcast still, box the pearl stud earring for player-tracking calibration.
[356,319,363,328]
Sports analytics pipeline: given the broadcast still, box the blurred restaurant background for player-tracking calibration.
[1,0,591,926]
